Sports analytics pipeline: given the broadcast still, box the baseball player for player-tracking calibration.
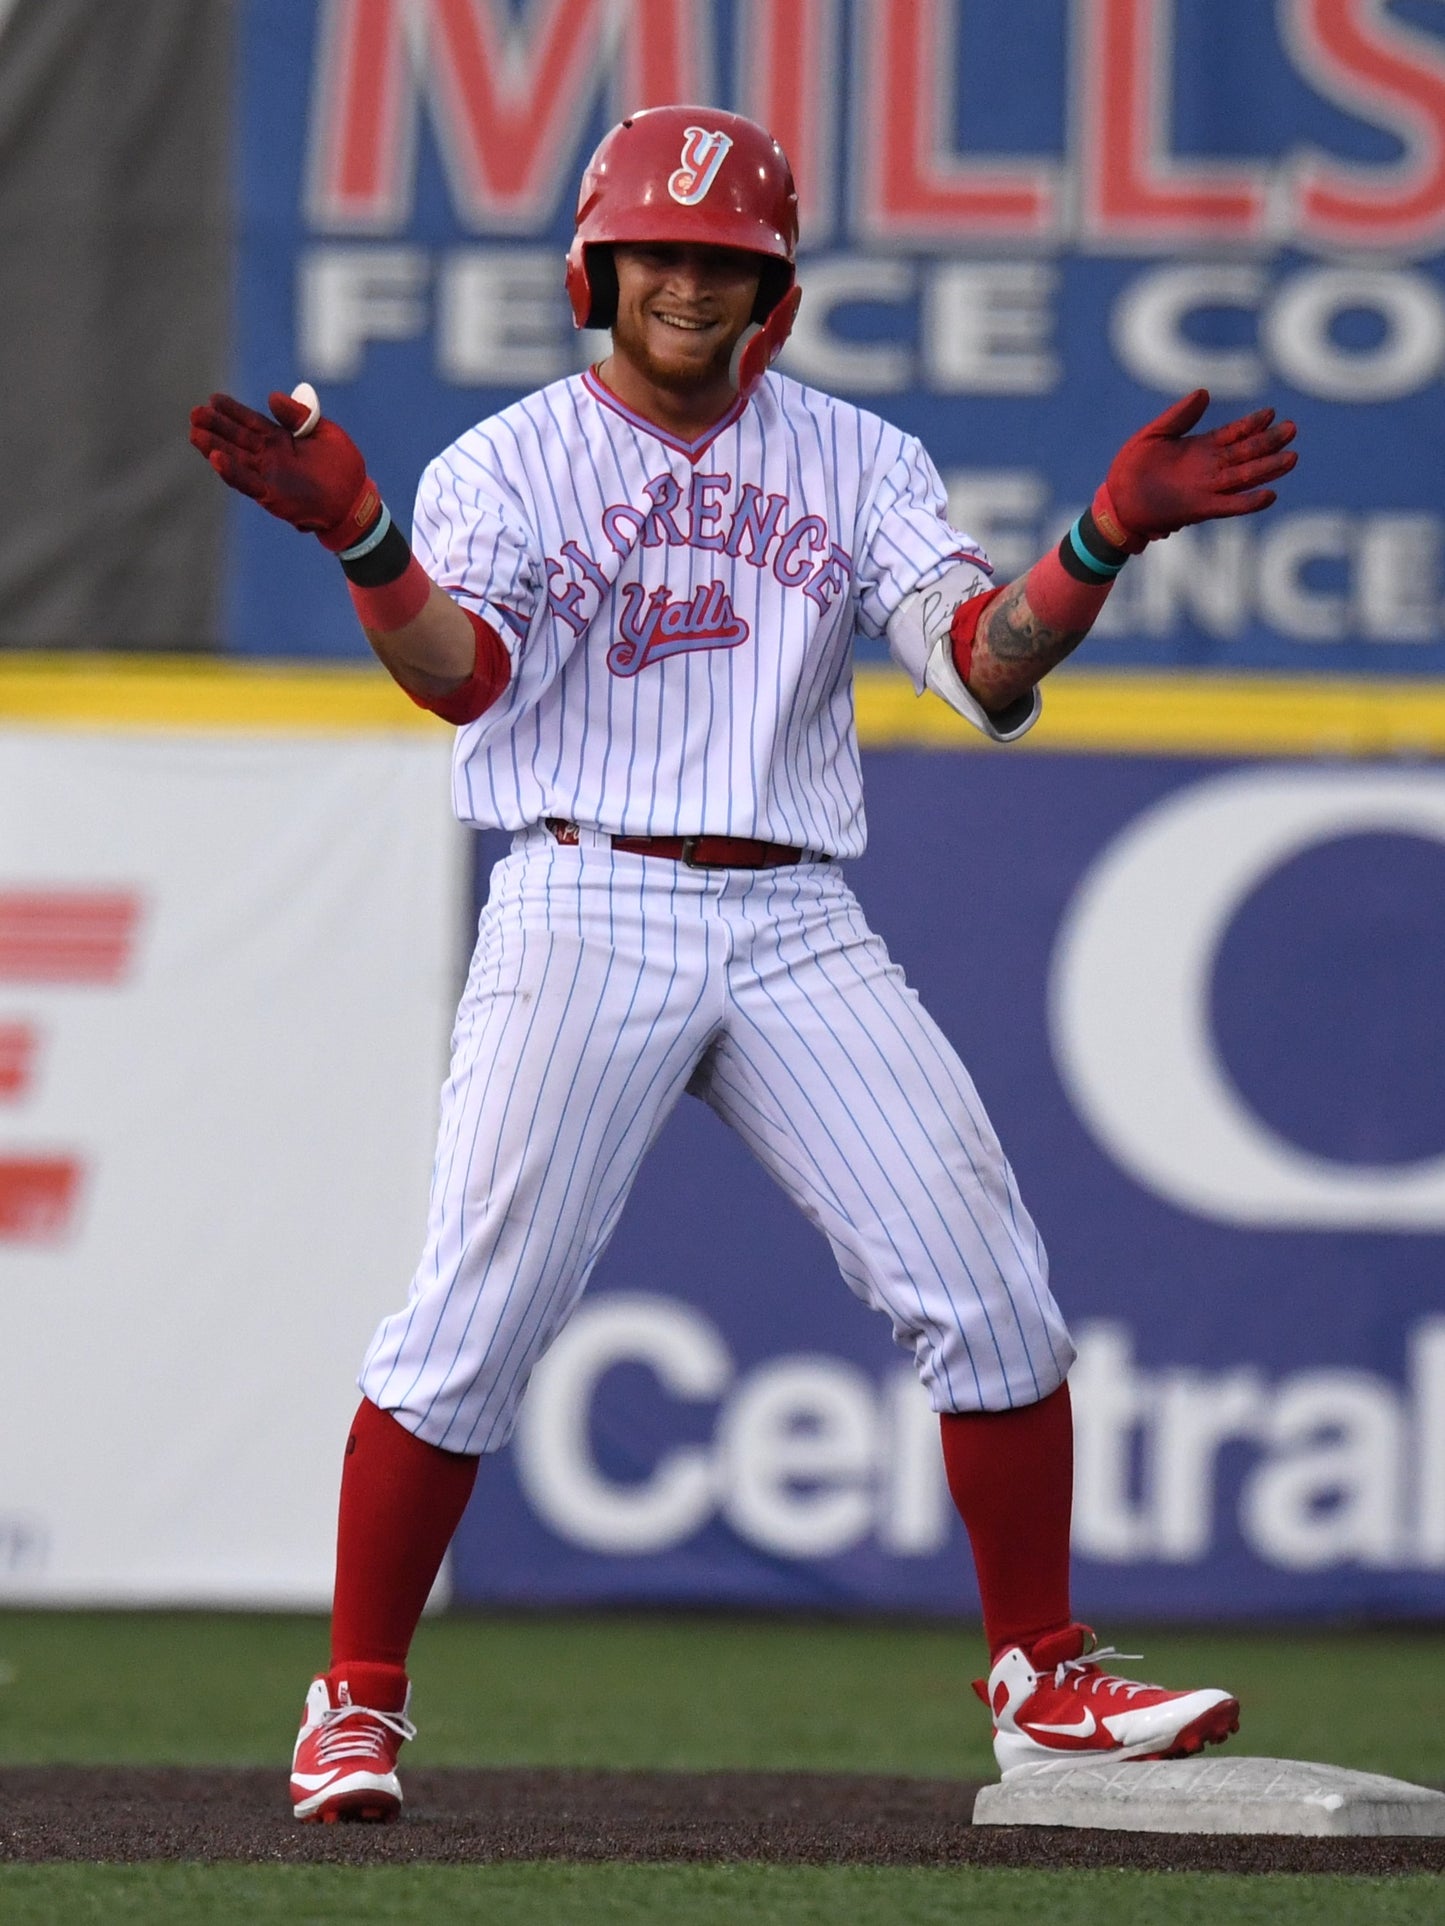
[190,106,1297,1823]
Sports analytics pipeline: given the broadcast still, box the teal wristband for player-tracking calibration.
[1065,515,1127,581]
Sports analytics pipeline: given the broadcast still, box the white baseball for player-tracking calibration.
[289,381,321,438]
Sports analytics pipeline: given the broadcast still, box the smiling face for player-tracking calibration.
[604,241,765,426]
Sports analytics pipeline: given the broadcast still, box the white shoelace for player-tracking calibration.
[310,1704,417,1765]
[1053,1647,1158,1699]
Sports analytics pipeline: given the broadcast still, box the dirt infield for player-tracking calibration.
[2,1766,1444,1874]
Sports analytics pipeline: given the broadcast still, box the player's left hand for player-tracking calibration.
[1096,389,1298,551]
[187,389,380,552]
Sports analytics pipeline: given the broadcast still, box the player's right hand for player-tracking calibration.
[187,390,381,553]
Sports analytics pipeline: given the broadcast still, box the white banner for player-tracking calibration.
[0,727,466,1604]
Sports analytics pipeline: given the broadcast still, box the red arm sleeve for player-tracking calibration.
[399,609,511,726]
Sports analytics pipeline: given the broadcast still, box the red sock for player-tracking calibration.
[939,1381,1075,1662]
[328,1398,479,1703]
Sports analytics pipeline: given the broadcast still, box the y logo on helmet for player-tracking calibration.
[668,127,733,206]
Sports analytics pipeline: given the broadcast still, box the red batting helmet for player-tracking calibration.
[566,105,802,398]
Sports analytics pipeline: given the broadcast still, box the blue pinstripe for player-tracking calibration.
[453,865,718,1450]
[719,870,998,1408]
[715,866,1067,1404]
[361,838,1071,1445]
[797,892,1048,1399]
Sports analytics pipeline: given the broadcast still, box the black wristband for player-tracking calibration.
[1057,507,1131,584]
[1057,533,1107,585]
[339,516,413,588]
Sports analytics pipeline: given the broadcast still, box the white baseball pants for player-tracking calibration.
[361,826,1073,1452]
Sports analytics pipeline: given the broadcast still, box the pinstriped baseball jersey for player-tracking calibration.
[359,361,1072,1447]
[410,367,991,859]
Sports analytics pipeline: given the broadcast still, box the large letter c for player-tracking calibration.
[1048,768,1445,1229]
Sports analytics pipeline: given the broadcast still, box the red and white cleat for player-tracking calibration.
[290,1675,416,1823]
[975,1624,1240,1777]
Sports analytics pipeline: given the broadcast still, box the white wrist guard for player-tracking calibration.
[924,632,1041,744]
[887,562,1042,744]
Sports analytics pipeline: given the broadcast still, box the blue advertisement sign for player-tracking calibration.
[235,0,1445,675]
[450,749,1445,1618]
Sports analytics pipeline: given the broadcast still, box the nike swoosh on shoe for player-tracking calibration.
[1022,1711,1097,1738]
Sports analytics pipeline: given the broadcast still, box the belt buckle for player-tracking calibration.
[679,836,703,868]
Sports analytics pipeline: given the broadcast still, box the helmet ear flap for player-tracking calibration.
[728,284,802,397]
[753,258,793,325]
[584,246,618,329]
[566,244,617,330]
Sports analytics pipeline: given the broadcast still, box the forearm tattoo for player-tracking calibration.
[973,576,1088,706]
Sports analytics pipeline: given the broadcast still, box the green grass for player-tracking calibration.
[0,1865,1441,1925]
[0,1611,1442,1783]
[1,1613,1441,1923]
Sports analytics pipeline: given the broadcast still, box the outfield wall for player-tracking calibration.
[2,660,1441,1618]
[0,666,466,1606]
[2,3,1443,1614]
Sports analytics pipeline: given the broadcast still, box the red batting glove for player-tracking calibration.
[187,390,381,552]
[1094,389,1298,553]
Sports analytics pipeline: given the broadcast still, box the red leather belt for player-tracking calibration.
[545,818,822,869]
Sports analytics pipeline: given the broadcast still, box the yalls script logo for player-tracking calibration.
[607,582,749,676]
